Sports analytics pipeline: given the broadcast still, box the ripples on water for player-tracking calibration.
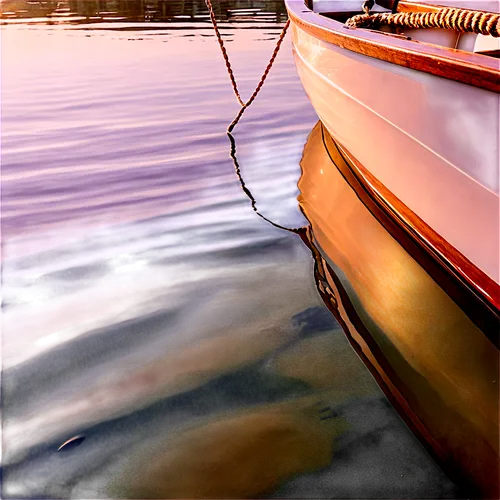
[2,2,458,498]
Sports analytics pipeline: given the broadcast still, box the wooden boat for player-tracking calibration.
[286,0,500,497]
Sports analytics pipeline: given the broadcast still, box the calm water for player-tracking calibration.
[2,3,458,498]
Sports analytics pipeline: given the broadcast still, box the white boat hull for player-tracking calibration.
[287,2,500,495]
[297,121,499,498]
[290,17,500,285]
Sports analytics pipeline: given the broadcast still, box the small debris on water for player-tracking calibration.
[57,436,80,451]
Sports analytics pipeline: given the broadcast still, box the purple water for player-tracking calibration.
[1,5,458,499]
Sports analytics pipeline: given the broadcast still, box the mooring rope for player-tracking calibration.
[203,0,302,235]
[203,0,290,132]
[346,7,500,37]
[227,131,305,235]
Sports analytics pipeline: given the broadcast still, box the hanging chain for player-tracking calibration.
[204,0,290,132]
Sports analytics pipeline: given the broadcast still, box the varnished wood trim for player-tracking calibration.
[285,0,500,93]
[320,124,500,347]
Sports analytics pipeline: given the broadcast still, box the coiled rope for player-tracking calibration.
[346,7,500,37]
[204,0,290,132]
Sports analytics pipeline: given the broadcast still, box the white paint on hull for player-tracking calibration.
[291,23,500,283]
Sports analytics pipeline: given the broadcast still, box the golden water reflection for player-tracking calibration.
[297,122,499,497]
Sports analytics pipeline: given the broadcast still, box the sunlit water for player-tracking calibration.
[2,3,458,498]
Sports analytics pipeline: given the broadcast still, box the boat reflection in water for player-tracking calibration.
[298,121,499,498]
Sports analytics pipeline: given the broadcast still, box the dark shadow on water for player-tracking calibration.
[2,352,311,498]
[261,310,347,380]
[274,396,480,500]
[2,279,230,424]
[292,306,341,338]
[2,307,339,498]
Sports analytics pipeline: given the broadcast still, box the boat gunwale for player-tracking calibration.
[319,124,500,347]
[285,0,500,93]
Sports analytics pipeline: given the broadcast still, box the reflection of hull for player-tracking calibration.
[298,122,499,498]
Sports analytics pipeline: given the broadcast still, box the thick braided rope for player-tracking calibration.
[228,19,290,132]
[203,0,290,132]
[204,0,245,106]
[346,8,500,37]
[202,2,299,233]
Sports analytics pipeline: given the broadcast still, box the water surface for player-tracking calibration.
[2,3,458,498]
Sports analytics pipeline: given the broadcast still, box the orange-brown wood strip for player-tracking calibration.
[286,1,500,93]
